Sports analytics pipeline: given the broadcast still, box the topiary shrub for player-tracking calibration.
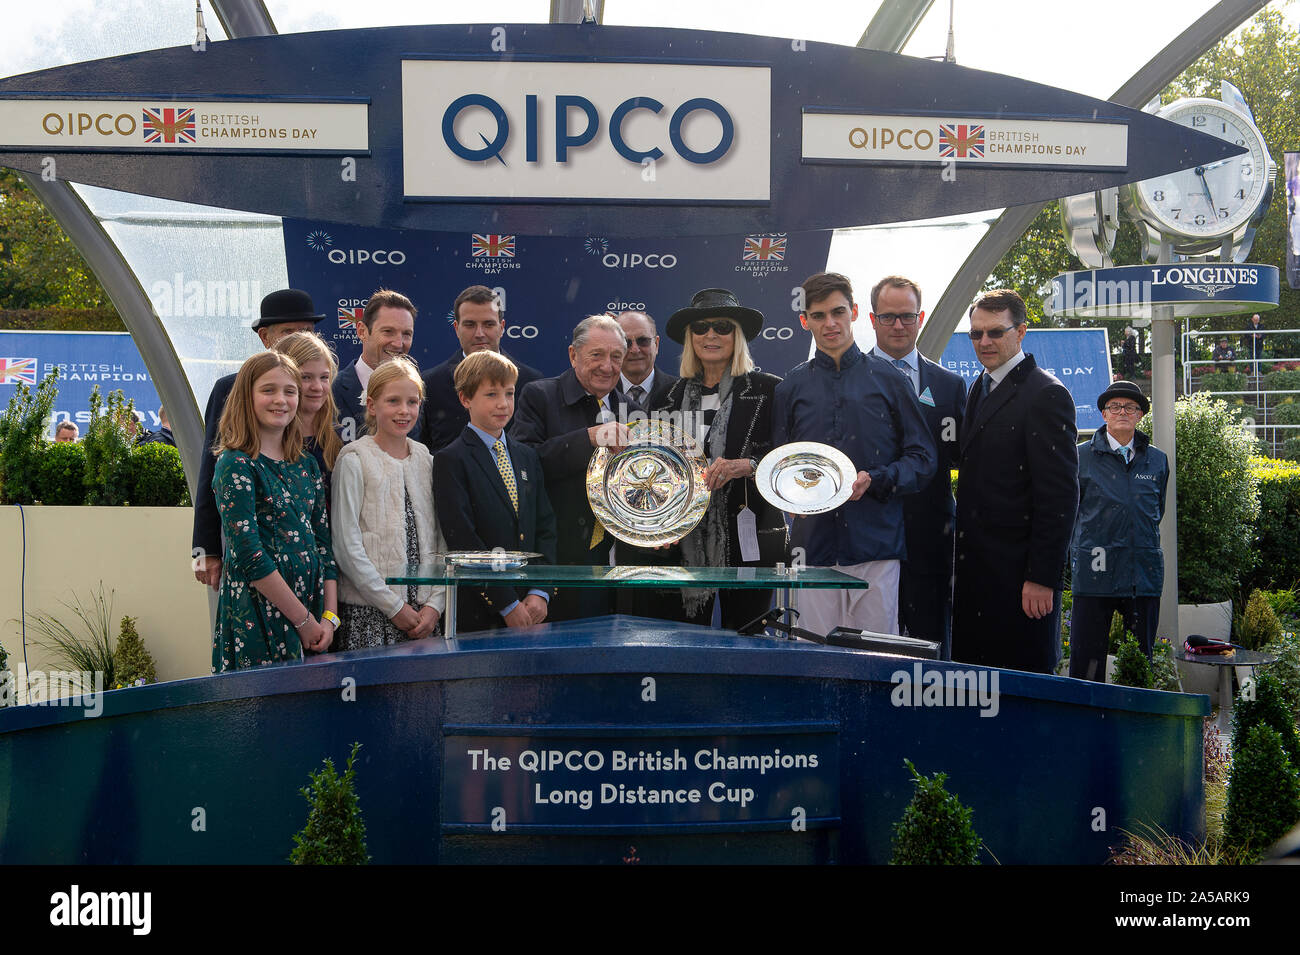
[112,616,156,688]
[1261,632,1300,719]
[81,387,135,506]
[890,759,982,865]
[1174,394,1259,603]
[1222,723,1300,863]
[1106,610,1126,656]
[290,742,370,865]
[1236,589,1283,651]
[34,440,87,505]
[0,369,59,504]
[1151,639,1182,692]
[1112,632,1154,689]
[1232,668,1300,770]
[126,442,189,506]
[1247,458,1300,592]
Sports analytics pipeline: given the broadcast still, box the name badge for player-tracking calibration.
[918,386,936,407]
[737,507,760,562]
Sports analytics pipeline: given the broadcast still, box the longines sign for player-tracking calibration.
[0,23,1243,236]
[1047,264,1280,319]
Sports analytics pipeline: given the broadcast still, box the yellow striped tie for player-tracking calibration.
[493,439,518,512]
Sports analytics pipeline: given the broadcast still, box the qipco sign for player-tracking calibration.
[402,60,771,202]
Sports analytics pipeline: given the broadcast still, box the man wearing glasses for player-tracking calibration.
[1068,382,1168,682]
[868,276,967,658]
[951,289,1079,674]
[616,310,678,413]
[774,271,935,637]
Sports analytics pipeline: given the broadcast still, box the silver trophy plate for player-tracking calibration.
[587,420,710,547]
[756,442,856,515]
[442,551,542,570]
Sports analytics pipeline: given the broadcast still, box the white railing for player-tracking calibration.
[1180,328,1300,457]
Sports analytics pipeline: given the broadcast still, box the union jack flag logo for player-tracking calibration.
[472,234,515,258]
[142,107,196,144]
[0,357,37,386]
[938,124,985,159]
[743,236,786,261]
[338,307,364,330]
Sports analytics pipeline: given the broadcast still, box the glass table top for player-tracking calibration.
[387,563,868,590]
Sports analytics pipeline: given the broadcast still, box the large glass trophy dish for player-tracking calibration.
[756,442,855,515]
[586,420,710,547]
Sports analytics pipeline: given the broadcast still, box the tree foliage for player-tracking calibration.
[0,169,109,310]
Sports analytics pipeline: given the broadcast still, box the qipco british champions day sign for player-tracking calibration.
[0,25,1242,238]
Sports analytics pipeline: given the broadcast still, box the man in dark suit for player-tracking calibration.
[617,310,678,412]
[420,285,543,453]
[613,309,684,620]
[332,288,423,442]
[512,314,632,622]
[952,289,1079,674]
[868,276,966,659]
[192,288,325,589]
[433,351,557,633]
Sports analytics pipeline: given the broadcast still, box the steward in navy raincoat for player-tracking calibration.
[1068,383,1169,682]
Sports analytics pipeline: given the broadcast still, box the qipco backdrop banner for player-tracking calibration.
[1287,151,1298,290]
[0,331,161,436]
[282,219,832,378]
[939,328,1112,432]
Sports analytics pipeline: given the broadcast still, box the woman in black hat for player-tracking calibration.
[655,289,790,629]
[1068,380,1169,682]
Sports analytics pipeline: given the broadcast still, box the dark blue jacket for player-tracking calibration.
[1070,426,1169,597]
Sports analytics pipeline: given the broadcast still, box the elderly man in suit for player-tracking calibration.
[512,314,633,622]
[420,284,543,453]
[951,289,1079,674]
[192,289,325,589]
[868,276,967,659]
[332,288,423,442]
[617,310,678,413]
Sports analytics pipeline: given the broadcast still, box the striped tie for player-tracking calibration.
[893,358,916,395]
[494,439,518,512]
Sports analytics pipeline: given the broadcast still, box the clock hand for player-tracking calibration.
[1196,167,1217,212]
[1199,157,1234,174]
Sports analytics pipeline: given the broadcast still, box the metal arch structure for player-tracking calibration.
[917,0,1272,354]
[858,0,934,51]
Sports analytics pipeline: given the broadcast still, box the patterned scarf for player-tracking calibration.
[678,370,735,615]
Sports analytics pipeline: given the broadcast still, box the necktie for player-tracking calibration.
[590,397,607,549]
[893,358,916,395]
[493,439,518,512]
[983,375,993,397]
[1121,446,1131,464]
[629,384,646,408]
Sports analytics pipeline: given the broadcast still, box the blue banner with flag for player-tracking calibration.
[282,220,832,380]
[938,328,1113,432]
[0,331,161,437]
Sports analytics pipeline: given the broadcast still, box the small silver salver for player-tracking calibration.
[755,442,855,515]
[442,551,542,570]
[586,420,710,547]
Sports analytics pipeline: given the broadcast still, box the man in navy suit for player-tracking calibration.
[868,276,966,659]
[513,314,633,622]
[951,289,1079,674]
[333,288,424,442]
[420,285,542,453]
[433,351,557,633]
[616,310,678,413]
[192,288,324,589]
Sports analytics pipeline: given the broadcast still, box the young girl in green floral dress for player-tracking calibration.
[211,351,339,672]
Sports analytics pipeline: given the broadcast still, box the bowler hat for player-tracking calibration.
[666,288,764,343]
[252,288,326,330]
[1097,380,1149,416]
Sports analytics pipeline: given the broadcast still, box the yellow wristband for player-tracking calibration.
[321,610,341,628]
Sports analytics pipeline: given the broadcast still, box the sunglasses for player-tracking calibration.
[968,325,1016,341]
[625,336,654,349]
[691,321,736,336]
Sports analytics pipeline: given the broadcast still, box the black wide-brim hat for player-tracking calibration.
[1097,380,1150,415]
[666,288,765,343]
[252,288,327,330]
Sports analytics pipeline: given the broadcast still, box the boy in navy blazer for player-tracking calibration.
[433,351,557,632]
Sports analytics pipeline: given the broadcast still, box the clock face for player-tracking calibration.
[1134,99,1269,240]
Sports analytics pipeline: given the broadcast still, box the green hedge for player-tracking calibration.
[1264,369,1300,392]
[1274,402,1300,426]
[1198,371,1248,394]
[1283,437,1300,462]
[34,441,87,505]
[1247,457,1300,592]
[0,307,126,332]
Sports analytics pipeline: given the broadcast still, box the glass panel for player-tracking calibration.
[388,563,868,589]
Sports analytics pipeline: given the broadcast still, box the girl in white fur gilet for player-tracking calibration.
[331,356,445,650]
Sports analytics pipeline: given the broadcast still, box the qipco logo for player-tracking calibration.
[326,249,406,265]
[506,325,539,339]
[760,327,796,340]
[442,94,735,166]
[601,252,677,270]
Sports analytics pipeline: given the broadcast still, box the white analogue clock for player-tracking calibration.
[1125,86,1275,258]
